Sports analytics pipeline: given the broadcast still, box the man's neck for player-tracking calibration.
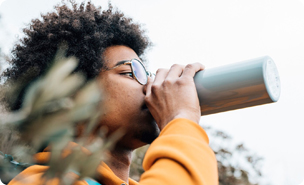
[106,147,133,183]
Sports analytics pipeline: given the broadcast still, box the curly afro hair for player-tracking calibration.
[0,1,151,111]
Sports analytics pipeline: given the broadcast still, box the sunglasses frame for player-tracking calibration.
[105,58,153,85]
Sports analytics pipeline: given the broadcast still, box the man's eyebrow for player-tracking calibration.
[104,60,130,71]
[114,60,129,67]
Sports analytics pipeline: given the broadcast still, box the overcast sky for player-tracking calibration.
[1,0,304,184]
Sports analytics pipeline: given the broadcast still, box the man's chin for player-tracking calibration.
[137,120,160,144]
[140,131,159,144]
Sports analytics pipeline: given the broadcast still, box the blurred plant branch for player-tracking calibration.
[0,47,123,184]
[207,127,263,185]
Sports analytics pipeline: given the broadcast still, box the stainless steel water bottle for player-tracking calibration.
[194,56,281,116]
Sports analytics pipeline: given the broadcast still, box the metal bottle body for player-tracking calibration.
[194,56,280,116]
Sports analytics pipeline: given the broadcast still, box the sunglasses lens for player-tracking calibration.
[131,59,148,85]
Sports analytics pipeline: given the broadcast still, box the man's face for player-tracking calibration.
[97,45,159,149]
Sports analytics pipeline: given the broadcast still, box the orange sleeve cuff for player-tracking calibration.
[140,118,218,185]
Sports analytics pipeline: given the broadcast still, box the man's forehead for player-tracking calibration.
[102,45,140,68]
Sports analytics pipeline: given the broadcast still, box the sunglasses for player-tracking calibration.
[106,59,154,85]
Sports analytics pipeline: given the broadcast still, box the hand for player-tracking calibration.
[144,63,204,131]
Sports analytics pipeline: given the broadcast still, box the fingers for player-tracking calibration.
[181,63,205,78]
[166,64,185,81]
[153,68,169,86]
[151,63,204,86]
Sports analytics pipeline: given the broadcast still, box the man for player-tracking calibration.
[1,1,218,184]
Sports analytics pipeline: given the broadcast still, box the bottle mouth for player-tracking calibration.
[264,58,281,102]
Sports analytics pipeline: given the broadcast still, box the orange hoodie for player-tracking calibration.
[8,118,218,185]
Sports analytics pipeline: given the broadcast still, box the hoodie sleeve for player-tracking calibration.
[139,118,218,185]
[8,165,88,185]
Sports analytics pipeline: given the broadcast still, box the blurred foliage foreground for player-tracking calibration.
[0,50,123,184]
[1,49,264,185]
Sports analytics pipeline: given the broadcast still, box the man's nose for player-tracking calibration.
[143,77,153,95]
